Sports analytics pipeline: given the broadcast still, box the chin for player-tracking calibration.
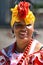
[19,37,29,43]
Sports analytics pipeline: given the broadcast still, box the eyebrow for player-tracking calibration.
[26,24,32,26]
[14,22,32,27]
[14,22,25,26]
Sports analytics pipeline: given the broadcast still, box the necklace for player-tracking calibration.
[17,38,33,65]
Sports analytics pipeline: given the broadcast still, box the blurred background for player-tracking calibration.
[0,0,43,49]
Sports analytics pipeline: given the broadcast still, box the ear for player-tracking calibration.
[12,29,14,33]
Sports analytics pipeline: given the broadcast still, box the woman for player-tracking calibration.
[0,1,43,65]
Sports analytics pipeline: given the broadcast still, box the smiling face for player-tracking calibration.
[13,21,34,45]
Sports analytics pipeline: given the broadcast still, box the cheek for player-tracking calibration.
[27,28,34,37]
[14,28,20,37]
[30,30,33,36]
[28,30,33,36]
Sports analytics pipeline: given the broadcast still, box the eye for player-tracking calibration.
[26,24,32,26]
[26,24,32,29]
[14,22,23,26]
[14,22,26,28]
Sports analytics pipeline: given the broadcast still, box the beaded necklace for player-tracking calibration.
[17,38,33,65]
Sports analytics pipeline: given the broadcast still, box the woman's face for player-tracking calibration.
[13,21,34,44]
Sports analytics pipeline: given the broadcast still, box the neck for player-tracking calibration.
[16,38,32,53]
[16,44,27,53]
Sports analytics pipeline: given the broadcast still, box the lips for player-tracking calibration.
[19,30,28,39]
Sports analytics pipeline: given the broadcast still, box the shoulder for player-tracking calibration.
[0,42,15,57]
[34,40,43,52]
[0,51,10,65]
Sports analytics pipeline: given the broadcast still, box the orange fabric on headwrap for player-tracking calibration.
[10,1,35,27]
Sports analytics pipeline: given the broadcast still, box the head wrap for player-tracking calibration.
[10,1,35,27]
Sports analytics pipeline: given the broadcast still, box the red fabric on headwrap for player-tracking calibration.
[18,1,30,19]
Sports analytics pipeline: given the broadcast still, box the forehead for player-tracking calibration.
[14,20,33,26]
[14,21,26,26]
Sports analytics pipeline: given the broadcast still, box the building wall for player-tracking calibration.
[34,12,43,29]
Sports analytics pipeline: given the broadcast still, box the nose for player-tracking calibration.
[21,27,27,32]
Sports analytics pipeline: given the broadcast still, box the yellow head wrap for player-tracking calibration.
[10,2,35,27]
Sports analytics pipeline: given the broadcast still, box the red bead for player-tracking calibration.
[17,39,33,65]
[22,56,24,59]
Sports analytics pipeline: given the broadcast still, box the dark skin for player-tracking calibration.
[13,21,34,52]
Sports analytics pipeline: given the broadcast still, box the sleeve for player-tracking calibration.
[32,50,43,65]
[0,51,10,65]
